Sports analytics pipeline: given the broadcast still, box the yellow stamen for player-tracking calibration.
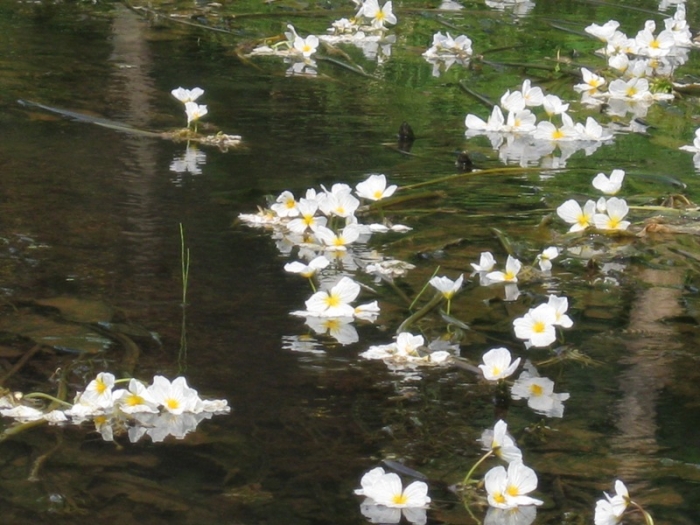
[532,321,546,333]
[530,384,544,396]
[166,398,180,410]
[392,493,407,505]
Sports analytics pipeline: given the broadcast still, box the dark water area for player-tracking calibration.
[2,0,700,523]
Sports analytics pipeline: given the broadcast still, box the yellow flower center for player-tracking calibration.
[286,200,296,209]
[126,394,144,406]
[166,398,180,410]
[96,379,107,394]
[504,271,515,281]
[506,484,520,497]
[491,366,502,377]
[552,129,564,140]
[608,217,621,229]
[302,44,312,53]
[650,39,660,49]
[303,215,314,226]
[493,492,506,504]
[626,87,638,97]
[532,320,546,333]
[336,206,345,215]
[373,190,384,199]
[392,493,407,505]
[325,293,341,308]
[376,12,386,22]
[577,214,590,227]
[333,237,345,246]
[530,384,544,396]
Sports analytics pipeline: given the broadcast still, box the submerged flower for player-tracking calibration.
[479,348,521,381]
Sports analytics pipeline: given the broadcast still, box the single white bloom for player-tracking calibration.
[354,301,381,320]
[574,67,606,95]
[305,276,360,317]
[593,197,630,231]
[76,372,115,409]
[574,117,613,142]
[500,90,526,113]
[184,101,208,126]
[547,295,573,328]
[315,224,361,250]
[356,174,397,201]
[114,378,160,414]
[537,247,559,272]
[293,34,320,57]
[513,304,558,347]
[271,190,299,217]
[287,198,327,233]
[171,87,204,103]
[471,252,496,272]
[585,20,621,42]
[520,79,544,107]
[284,256,330,278]
[479,348,521,381]
[608,77,650,100]
[511,366,570,417]
[305,316,359,345]
[595,480,629,525]
[592,169,625,194]
[556,199,596,232]
[485,461,543,509]
[359,0,398,29]
[147,376,200,415]
[429,274,464,299]
[362,471,431,508]
[486,255,521,283]
[355,467,388,495]
[543,94,569,116]
[318,187,360,218]
[465,106,505,132]
[395,332,425,356]
[480,419,523,463]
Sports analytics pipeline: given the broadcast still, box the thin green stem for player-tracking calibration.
[22,393,72,407]
[409,266,441,311]
[462,450,494,486]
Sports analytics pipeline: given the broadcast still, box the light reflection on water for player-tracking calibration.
[1,0,700,523]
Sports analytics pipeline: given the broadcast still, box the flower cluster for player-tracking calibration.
[0,373,229,443]
[172,86,208,129]
[359,332,455,370]
[465,79,614,168]
[557,169,630,233]
[422,31,473,76]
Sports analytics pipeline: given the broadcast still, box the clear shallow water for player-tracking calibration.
[2,0,700,523]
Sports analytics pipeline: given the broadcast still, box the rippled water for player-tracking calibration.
[2,0,700,523]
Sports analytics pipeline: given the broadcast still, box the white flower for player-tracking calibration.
[114,378,160,414]
[271,191,300,217]
[485,461,543,509]
[356,174,397,201]
[547,295,573,328]
[304,276,361,317]
[574,67,606,95]
[184,101,208,126]
[358,0,398,29]
[293,34,320,57]
[395,332,425,356]
[486,255,521,283]
[595,480,629,525]
[500,90,526,113]
[471,252,497,272]
[536,247,559,272]
[608,77,650,100]
[520,79,544,107]
[354,301,381,320]
[480,420,523,463]
[315,224,361,250]
[171,87,204,103]
[511,364,570,418]
[556,199,596,232]
[479,348,521,381]
[533,113,577,141]
[318,186,360,218]
[592,169,625,194]
[0,405,45,421]
[147,376,200,415]
[466,106,505,133]
[513,304,558,347]
[680,128,700,153]
[287,198,327,233]
[356,468,431,508]
[284,256,330,278]
[593,197,630,231]
[75,372,115,410]
[585,20,621,42]
[542,94,569,116]
[305,316,359,345]
[429,274,464,299]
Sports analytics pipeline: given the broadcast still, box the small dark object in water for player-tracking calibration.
[455,151,473,171]
[397,121,415,152]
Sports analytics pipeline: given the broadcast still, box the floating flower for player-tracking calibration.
[484,461,543,509]
[471,252,497,273]
[511,363,570,417]
[305,316,359,345]
[513,304,558,347]
[480,419,523,463]
[358,0,398,29]
[486,255,521,283]
[536,247,559,272]
[355,467,431,508]
[466,106,506,133]
[592,169,625,194]
[287,198,327,233]
[542,94,569,117]
[271,191,300,217]
[585,20,621,43]
[593,197,630,231]
[293,34,320,58]
[303,276,361,317]
[113,378,159,414]
[429,274,464,299]
[594,480,630,525]
[355,174,397,201]
[315,224,362,250]
[556,199,596,232]
[479,348,521,381]
[147,376,200,415]
[547,295,573,328]
[284,255,330,278]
